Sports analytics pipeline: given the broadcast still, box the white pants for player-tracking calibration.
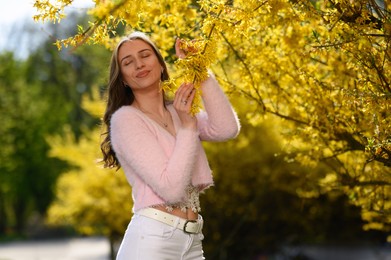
[116,213,205,260]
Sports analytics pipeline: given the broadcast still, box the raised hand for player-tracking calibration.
[173,82,197,129]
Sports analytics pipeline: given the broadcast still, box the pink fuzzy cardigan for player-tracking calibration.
[110,74,240,212]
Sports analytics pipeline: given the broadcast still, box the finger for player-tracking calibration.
[185,87,196,106]
[174,83,187,100]
[182,84,195,102]
[175,83,194,108]
[175,38,185,59]
[187,86,195,99]
[181,86,196,108]
[174,83,188,107]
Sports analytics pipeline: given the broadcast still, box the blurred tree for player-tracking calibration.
[47,124,132,260]
[0,51,69,235]
[46,89,133,259]
[202,108,386,258]
[24,12,109,138]
[0,13,110,237]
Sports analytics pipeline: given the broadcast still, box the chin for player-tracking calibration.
[138,80,161,90]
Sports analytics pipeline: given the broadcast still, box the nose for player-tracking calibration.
[135,58,145,69]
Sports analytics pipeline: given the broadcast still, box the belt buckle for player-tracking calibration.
[183,220,197,234]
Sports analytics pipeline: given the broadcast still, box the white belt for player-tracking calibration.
[137,207,203,234]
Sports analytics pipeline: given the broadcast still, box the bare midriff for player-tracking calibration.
[154,205,198,221]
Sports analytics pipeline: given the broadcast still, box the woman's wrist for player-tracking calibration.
[181,118,197,130]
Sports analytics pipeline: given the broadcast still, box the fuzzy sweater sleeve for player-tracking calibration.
[110,107,199,203]
[196,73,241,141]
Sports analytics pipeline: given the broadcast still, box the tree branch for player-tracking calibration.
[220,32,266,112]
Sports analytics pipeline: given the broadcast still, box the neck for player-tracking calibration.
[133,93,170,129]
[133,89,166,116]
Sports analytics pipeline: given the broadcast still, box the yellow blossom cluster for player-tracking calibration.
[33,0,69,23]
[173,37,217,114]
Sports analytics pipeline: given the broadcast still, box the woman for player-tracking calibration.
[100,31,240,259]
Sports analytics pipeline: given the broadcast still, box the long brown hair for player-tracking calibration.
[100,31,170,169]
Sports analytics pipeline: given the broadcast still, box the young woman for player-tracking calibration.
[100,31,240,259]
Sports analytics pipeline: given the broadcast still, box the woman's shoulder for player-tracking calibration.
[111,105,143,123]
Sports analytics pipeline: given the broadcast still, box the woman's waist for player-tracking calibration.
[136,206,203,234]
[153,204,199,220]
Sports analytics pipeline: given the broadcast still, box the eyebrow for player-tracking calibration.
[120,48,153,63]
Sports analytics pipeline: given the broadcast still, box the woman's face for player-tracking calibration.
[118,39,162,91]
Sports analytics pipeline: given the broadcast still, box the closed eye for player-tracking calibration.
[123,59,133,65]
[140,50,152,58]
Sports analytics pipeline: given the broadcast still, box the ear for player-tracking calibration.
[123,81,130,88]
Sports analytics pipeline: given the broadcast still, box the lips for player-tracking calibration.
[136,70,150,78]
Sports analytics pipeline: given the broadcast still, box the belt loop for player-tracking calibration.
[166,217,180,240]
[173,217,180,230]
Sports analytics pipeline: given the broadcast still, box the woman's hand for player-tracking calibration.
[173,82,197,129]
[175,38,197,59]
[175,38,186,59]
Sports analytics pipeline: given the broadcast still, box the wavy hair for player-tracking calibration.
[100,31,170,169]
